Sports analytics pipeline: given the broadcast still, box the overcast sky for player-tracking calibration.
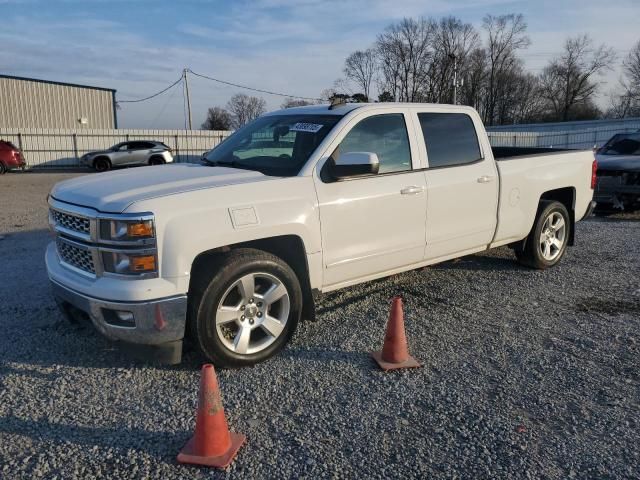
[1,0,638,129]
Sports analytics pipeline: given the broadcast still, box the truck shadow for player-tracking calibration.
[0,416,189,462]
[433,253,523,272]
[279,347,370,366]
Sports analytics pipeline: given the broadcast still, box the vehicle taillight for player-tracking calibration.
[591,159,597,189]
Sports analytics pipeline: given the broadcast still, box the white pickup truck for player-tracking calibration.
[46,103,596,366]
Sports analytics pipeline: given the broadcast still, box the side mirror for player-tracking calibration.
[330,152,380,179]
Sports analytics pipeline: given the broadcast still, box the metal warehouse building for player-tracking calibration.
[0,74,117,129]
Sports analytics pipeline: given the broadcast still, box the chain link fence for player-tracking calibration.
[487,127,640,150]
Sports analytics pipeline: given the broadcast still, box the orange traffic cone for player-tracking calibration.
[371,296,421,371]
[177,364,246,468]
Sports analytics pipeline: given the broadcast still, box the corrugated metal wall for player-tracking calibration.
[0,128,231,168]
[0,77,115,129]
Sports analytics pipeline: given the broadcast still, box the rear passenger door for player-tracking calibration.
[415,110,499,260]
[127,142,152,164]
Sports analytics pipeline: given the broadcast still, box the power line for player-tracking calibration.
[117,76,184,103]
[187,68,322,101]
[149,79,181,129]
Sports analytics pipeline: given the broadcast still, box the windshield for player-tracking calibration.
[204,114,341,176]
[599,133,640,156]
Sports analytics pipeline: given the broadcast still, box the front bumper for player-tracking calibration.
[51,279,187,364]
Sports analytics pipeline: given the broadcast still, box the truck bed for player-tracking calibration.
[492,146,572,160]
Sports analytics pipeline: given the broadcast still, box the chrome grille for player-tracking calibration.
[51,209,91,236]
[56,239,96,275]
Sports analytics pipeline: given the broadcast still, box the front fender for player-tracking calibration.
[126,176,321,280]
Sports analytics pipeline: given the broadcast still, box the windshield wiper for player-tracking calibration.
[201,158,260,172]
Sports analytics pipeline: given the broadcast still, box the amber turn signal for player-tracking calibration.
[130,255,156,272]
[127,221,154,237]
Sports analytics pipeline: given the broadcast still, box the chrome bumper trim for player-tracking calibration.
[51,279,187,346]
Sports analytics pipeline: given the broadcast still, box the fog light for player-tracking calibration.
[102,309,135,327]
[116,311,134,322]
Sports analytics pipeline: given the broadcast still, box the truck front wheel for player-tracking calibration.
[516,200,571,269]
[189,249,302,367]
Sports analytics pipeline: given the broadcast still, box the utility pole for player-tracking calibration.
[449,53,459,105]
[183,68,193,130]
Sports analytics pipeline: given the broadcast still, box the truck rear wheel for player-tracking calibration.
[516,200,570,269]
[188,248,302,367]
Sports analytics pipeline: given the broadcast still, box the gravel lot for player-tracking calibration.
[0,171,638,479]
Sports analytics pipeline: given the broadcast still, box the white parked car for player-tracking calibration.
[46,103,596,366]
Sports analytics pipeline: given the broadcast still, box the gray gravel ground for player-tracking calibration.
[0,171,639,479]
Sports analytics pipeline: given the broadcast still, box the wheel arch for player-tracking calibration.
[540,187,576,246]
[510,187,576,252]
[189,234,316,323]
[92,155,111,168]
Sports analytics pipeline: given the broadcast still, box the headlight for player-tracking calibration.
[101,250,158,276]
[99,217,155,243]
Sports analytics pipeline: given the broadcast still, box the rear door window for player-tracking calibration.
[128,142,150,150]
[418,113,482,168]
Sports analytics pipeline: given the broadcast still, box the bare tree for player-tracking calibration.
[375,17,436,102]
[226,93,267,129]
[606,89,639,118]
[344,49,377,100]
[426,16,480,103]
[281,98,312,109]
[608,40,640,117]
[539,35,615,121]
[511,72,546,123]
[460,48,489,112]
[201,106,233,130]
[622,39,640,95]
[482,14,530,125]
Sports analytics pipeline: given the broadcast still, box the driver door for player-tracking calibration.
[313,110,427,288]
[109,142,131,166]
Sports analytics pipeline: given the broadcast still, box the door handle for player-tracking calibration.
[400,186,423,195]
[477,175,493,184]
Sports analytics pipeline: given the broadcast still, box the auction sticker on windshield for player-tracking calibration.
[290,122,324,133]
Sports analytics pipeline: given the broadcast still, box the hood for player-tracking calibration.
[51,163,273,213]
[84,149,112,157]
[595,154,640,172]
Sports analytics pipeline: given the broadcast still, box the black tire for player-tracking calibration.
[0,162,6,175]
[93,157,111,172]
[516,200,571,269]
[148,156,165,166]
[188,248,302,367]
